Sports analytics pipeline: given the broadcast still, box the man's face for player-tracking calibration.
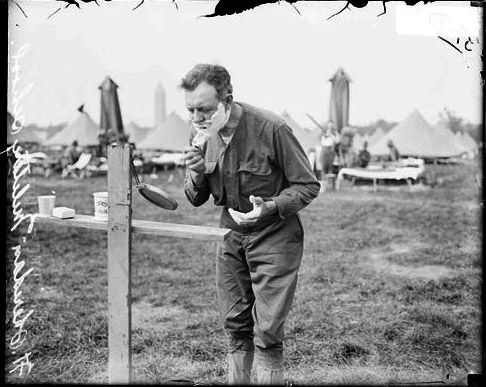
[184,82,222,130]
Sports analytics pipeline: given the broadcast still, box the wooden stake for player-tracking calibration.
[107,144,132,384]
[34,143,232,384]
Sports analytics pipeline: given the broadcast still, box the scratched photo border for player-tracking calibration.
[4,0,484,384]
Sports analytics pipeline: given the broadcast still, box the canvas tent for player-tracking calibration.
[125,121,153,144]
[7,111,46,144]
[369,110,463,159]
[137,112,191,152]
[353,133,372,150]
[7,127,46,145]
[368,127,385,145]
[459,131,477,153]
[281,111,321,152]
[43,111,101,147]
[435,123,468,156]
[455,131,477,158]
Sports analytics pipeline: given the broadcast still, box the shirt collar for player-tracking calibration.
[225,102,243,129]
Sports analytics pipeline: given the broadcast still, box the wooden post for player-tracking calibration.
[107,144,132,384]
[34,143,232,384]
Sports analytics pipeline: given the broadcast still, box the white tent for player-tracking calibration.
[456,131,477,158]
[369,110,463,158]
[434,123,468,157]
[353,133,371,151]
[43,111,101,147]
[125,121,153,144]
[137,112,191,152]
[368,127,385,146]
[461,131,477,152]
[281,111,321,152]
[7,126,46,145]
[7,111,47,144]
[361,133,371,147]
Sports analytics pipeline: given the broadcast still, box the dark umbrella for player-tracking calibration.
[328,68,352,169]
[99,76,126,154]
[328,67,352,134]
[99,77,125,136]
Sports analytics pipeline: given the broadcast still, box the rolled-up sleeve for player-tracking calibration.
[184,171,211,207]
[272,124,320,218]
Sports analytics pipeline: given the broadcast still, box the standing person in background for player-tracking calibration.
[181,63,320,385]
[319,121,338,189]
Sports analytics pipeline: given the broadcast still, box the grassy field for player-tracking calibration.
[5,160,482,385]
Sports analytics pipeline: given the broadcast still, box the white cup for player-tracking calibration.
[38,195,56,216]
[93,192,108,220]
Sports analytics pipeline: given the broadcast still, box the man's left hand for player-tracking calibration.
[228,196,277,226]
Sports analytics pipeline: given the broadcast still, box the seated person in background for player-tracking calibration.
[66,140,82,164]
[357,141,371,168]
[61,140,83,172]
[387,140,400,162]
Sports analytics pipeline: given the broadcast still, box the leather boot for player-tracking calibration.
[255,348,285,385]
[228,350,254,385]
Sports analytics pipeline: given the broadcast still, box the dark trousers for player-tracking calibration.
[217,210,304,352]
[320,146,335,175]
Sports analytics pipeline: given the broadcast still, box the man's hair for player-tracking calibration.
[180,64,233,101]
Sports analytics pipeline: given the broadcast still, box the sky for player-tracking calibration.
[7,0,483,129]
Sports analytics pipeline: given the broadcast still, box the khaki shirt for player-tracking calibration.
[184,102,320,224]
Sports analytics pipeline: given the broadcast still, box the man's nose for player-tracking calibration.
[192,110,204,123]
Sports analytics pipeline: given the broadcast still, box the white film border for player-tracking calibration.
[395,3,481,38]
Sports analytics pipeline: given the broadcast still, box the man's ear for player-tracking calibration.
[224,94,233,107]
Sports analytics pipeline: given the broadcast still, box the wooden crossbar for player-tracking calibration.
[33,145,230,384]
[34,214,231,242]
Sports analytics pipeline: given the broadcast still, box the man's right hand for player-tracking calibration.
[183,146,205,185]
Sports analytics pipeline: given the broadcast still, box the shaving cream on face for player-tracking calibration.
[192,102,231,148]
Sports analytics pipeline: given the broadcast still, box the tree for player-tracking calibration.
[439,108,465,134]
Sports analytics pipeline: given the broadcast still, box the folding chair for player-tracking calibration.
[62,153,92,179]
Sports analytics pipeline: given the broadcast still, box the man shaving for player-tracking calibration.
[181,64,320,385]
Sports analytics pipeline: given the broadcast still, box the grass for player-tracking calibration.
[5,160,482,385]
